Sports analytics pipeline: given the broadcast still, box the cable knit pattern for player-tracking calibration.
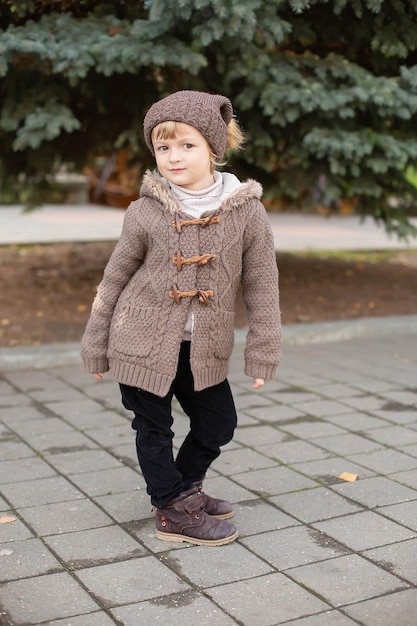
[81,170,281,396]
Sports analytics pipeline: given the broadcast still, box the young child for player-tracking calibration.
[81,90,281,546]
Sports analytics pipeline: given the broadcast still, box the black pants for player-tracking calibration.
[120,341,238,508]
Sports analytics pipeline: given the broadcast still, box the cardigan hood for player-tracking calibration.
[140,170,263,216]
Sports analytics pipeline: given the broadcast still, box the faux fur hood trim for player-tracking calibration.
[140,170,263,215]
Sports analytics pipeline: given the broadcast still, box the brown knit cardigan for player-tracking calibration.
[81,171,281,397]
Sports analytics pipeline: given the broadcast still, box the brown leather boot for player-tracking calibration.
[195,480,235,520]
[155,488,238,546]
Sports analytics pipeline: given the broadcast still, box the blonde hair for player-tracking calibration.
[151,118,245,168]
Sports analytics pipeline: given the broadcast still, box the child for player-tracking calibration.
[81,90,281,546]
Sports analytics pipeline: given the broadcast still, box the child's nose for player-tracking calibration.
[169,147,181,161]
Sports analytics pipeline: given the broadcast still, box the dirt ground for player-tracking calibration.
[0,242,416,348]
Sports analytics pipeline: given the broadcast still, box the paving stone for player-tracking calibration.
[233,393,274,411]
[291,457,374,483]
[76,556,190,607]
[391,469,417,490]
[234,500,297,537]
[0,537,63,581]
[364,425,417,447]
[265,390,320,404]
[0,438,35,461]
[1,476,84,508]
[24,430,98,454]
[44,398,108,420]
[69,466,145,497]
[0,394,32,408]
[245,405,308,422]
[44,449,123,474]
[271,487,361,523]
[234,425,288,446]
[87,424,137,448]
[376,500,417,530]
[43,611,116,625]
[19,499,113,535]
[198,475,256,504]
[61,408,128,431]
[395,442,417,458]
[284,611,358,625]
[212,447,277,475]
[332,476,417,508]
[0,512,34,543]
[338,395,386,411]
[44,525,145,567]
[257,439,330,464]
[313,510,415,551]
[362,538,417,586]
[380,390,417,405]
[242,525,350,570]
[234,465,318,496]
[0,572,99,623]
[314,384,365,399]
[295,399,355,417]
[312,433,383,455]
[94,490,151,523]
[111,590,236,625]
[10,417,74,437]
[373,409,417,425]
[0,457,56,484]
[289,554,408,607]
[206,572,329,625]
[0,495,9,511]
[123,518,186,553]
[110,442,138,468]
[280,420,348,440]
[161,542,272,588]
[326,412,391,432]
[350,448,417,474]
[343,588,417,625]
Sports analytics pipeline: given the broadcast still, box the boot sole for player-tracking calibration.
[156,528,238,546]
[211,510,235,520]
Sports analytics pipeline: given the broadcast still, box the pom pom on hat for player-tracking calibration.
[143,90,234,159]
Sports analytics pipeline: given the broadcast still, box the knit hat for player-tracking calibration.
[143,90,234,159]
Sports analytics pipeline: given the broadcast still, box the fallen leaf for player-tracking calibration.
[0,549,13,556]
[338,472,358,482]
[0,516,16,524]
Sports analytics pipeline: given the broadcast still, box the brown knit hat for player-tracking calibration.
[143,90,234,159]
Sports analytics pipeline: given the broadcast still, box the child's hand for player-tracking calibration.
[252,378,265,389]
[92,373,103,381]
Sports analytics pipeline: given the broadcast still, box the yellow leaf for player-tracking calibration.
[338,472,358,483]
[0,516,16,524]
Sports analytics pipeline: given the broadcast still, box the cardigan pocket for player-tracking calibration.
[213,309,235,359]
[109,305,157,358]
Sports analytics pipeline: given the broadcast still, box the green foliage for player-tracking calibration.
[1,0,417,238]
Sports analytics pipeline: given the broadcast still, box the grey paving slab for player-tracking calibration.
[0,572,99,624]
[43,612,116,626]
[280,420,348,440]
[0,537,63,581]
[44,398,109,420]
[244,404,308,422]
[391,469,417,490]
[362,538,417,586]
[233,465,319,496]
[312,433,383,455]
[44,448,123,474]
[376,500,417,530]
[325,412,391,432]
[160,542,272,588]
[19,499,114,535]
[257,439,330,464]
[271,487,362,523]
[10,417,74,437]
[350,448,417,474]
[111,590,237,626]
[343,588,417,626]
[0,513,34,543]
[86,424,134,448]
[332,476,417,508]
[234,500,297,537]
[109,442,138,468]
[364,425,417,447]
[233,424,289,446]
[313,510,416,552]
[69,466,145,497]
[284,611,358,625]
[206,572,330,626]
[0,438,35,461]
[23,429,99,455]
[0,456,57,484]
[291,457,375,484]
[289,554,409,608]
[1,476,84,508]
[75,556,190,607]
[44,525,146,568]
[241,525,350,571]
[198,475,256,504]
[94,489,151,523]
[211,447,277,475]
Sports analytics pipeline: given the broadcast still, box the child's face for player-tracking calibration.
[152,123,214,190]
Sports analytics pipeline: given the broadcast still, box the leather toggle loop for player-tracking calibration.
[172,214,221,233]
[172,252,217,270]
[169,284,214,306]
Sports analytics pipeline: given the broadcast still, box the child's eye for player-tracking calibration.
[183,143,193,149]
[157,145,168,152]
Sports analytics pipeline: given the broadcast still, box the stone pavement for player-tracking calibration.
[1,320,417,625]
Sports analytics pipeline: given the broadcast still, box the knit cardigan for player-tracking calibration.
[81,171,281,397]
